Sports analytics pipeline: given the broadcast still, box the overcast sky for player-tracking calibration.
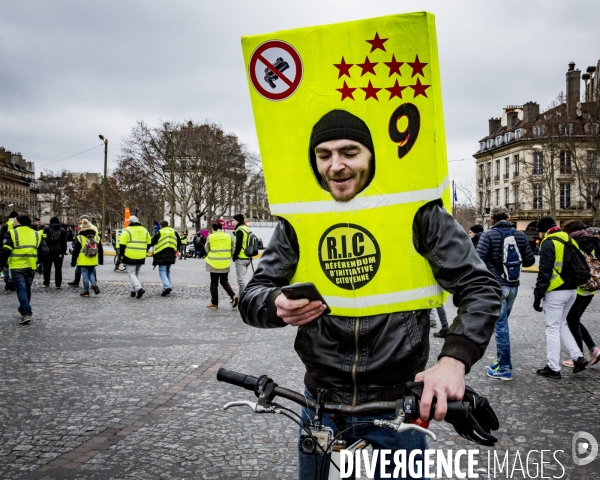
[1,0,599,194]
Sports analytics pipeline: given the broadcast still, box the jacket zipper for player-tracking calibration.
[351,317,360,406]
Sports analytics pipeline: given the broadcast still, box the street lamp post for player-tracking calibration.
[99,135,108,243]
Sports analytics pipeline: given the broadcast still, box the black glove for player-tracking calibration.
[533,297,543,312]
[444,386,499,446]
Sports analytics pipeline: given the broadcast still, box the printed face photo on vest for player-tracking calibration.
[309,110,375,202]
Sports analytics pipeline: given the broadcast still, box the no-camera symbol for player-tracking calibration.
[572,431,598,467]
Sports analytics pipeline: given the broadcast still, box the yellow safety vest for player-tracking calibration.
[7,218,14,231]
[541,231,580,292]
[242,13,449,317]
[76,234,99,266]
[206,231,232,269]
[7,226,42,270]
[121,225,151,261]
[236,225,250,259]
[154,227,178,254]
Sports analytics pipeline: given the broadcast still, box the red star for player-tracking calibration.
[366,32,389,53]
[383,54,404,77]
[385,80,407,100]
[357,56,378,76]
[336,81,357,101]
[333,57,353,79]
[410,78,431,98]
[361,80,381,101]
[407,55,427,78]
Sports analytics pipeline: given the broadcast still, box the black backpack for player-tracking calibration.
[244,232,259,257]
[47,227,62,245]
[551,236,591,288]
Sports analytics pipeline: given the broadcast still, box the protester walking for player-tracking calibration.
[68,215,99,287]
[0,215,48,324]
[534,216,588,379]
[42,217,67,288]
[477,206,535,381]
[179,231,188,260]
[118,215,151,298]
[232,214,251,294]
[71,220,103,297]
[0,210,18,292]
[560,220,600,367]
[206,222,238,309]
[151,220,181,297]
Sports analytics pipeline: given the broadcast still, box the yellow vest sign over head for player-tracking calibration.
[243,12,450,317]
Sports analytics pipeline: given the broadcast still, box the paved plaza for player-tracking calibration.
[0,258,599,479]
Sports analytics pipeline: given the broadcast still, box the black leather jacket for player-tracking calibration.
[239,200,501,404]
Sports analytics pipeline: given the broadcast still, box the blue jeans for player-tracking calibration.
[11,269,35,316]
[494,285,518,372]
[299,390,429,479]
[81,266,97,292]
[158,264,171,289]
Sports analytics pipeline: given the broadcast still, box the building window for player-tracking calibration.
[480,142,486,151]
[588,150,599,174]
[504,187,509,206]
[514,185,519,207]
[560,183,571,209]
[495,189,500,206]
[486,162,492,182]
[588,183,598,208]
[533,125,542,137]
[487,191,491,212]
[533,183,543,209]
[495,159,500,181]
[495,136,503,147]
[487,139,493,149]
[478,164,485,185]
[559,151,571,174]
[515,129,522,140]
[533,152,543,174]
[505,132,512,143]
[479,191,484,210]
[504,157,510,179]
[514,154,520,177]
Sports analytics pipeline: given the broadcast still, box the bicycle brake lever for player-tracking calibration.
[374,419,437,442]
[223,401,270,413]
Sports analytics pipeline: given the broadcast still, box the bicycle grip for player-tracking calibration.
[445,401,471,418]
[217,368,259,392]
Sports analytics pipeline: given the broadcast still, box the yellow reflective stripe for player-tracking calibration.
[324,283,443,309]
[210,249,231,253]
[270,176,450,215]
[10,253,37,257]
[125,246,148,250]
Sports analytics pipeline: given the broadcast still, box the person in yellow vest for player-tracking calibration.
[240,111,502,457]
[0,210,18,292]
[533,216,588,378]
[118,215,151,298]
[70,219,103,297]
[205,222,238,309]
[68,214,99,287]
[232,214,251,294]
[179,231,188,260]
[0,215,49,324]
[151,220,182,296]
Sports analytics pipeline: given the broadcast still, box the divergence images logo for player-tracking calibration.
[318,224,380,290]
[572,431,598,467]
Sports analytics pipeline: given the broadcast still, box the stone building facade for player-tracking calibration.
[0,147,39,222]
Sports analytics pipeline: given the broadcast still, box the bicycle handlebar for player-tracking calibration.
[217,368,470,418]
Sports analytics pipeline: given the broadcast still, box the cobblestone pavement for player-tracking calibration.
[1,259,599,479]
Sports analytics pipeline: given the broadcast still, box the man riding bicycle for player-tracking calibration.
[238,14,501,478]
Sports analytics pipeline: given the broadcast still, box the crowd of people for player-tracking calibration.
[0,211,259,323]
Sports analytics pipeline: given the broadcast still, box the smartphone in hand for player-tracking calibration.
[281,282,331,315]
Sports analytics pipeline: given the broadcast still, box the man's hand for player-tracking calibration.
[533,297,543,312]
[414,356,465,422]
[274,293,327,327]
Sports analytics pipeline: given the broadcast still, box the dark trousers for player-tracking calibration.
[210,272,234,305]
[43,253,64,287]
[566,294,597,352]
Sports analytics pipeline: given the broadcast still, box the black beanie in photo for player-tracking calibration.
[536,216,556,233]
[309,110,375,190]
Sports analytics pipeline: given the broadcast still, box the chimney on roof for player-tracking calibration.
[488,117,502,136]
[522,102,540,123]
[507,111,519,129]
[566,62,581,118]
